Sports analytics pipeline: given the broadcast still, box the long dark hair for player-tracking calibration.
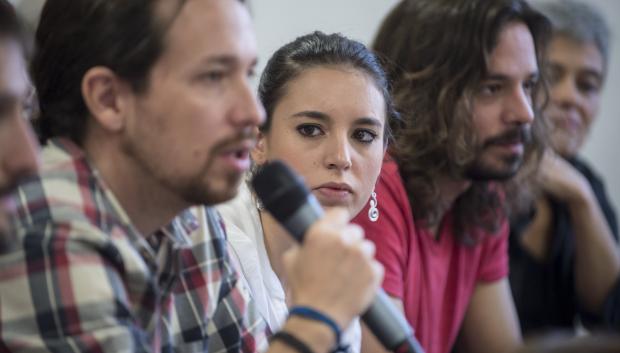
[373,0,551,242]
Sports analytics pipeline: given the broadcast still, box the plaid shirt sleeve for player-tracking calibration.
[0,220,154,353]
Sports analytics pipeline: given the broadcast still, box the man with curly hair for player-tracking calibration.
[354,1,550,352]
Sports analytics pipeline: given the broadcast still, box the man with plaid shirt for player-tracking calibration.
[0,0,383,352]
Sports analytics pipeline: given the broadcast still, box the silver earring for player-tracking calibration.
[368,191,379,222]
[255,198,264,211]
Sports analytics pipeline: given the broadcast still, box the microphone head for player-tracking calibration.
[251,160,311,224]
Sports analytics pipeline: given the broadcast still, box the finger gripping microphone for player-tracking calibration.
[252,160,425,353]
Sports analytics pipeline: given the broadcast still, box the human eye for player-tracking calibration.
[247,66,256,79]
[197,69,228,84]
[246,67,258,85]
[479,81,503,96]
[577,78,601,95]
[20,89,37,120]
[523,78,538,94]
[296,124,324,137]
[21,100,34,120]
[352,129,378,144]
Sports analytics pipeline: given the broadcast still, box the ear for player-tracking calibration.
[251,130,268,165]
[81,66,129,133]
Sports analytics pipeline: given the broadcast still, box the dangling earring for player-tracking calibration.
[368,191,379,222]
[255,198,264,211]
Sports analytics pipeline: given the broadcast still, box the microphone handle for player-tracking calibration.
[362,290,425,353]
[281,197,425,353]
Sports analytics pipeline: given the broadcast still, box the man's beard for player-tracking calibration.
[176,148,244,206]
[179,130,257,205]
[465,126,531,181]
[124,129,257,207]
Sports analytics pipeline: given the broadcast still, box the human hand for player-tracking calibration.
[538,150,592,206]
[283,208,383,329]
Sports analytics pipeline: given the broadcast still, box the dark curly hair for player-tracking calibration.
[373,0,551,242]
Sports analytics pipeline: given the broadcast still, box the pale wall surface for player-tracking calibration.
[10,0,620,210]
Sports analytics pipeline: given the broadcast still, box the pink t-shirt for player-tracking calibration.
[353,159,509,353]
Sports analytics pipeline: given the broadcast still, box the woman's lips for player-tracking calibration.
[312,182,353,204]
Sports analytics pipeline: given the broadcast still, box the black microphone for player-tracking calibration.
[252,160,425,353]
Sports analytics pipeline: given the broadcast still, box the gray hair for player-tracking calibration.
[535,0,611,70]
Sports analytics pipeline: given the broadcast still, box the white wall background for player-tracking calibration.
[10,0,620,210]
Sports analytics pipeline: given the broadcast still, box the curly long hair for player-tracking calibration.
[373,0,551,242]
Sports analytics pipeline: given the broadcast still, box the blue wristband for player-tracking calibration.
[288,306,343,349]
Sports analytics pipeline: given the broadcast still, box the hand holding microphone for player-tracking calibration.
[282,207,383,329]
[253,160,425,353]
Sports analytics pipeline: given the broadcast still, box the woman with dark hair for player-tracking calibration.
[217,31,398,353]
[352,0,551,352]
[509,0,620,335]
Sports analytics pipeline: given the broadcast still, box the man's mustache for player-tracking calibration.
[482,126,531,148]
[211,127,258,154]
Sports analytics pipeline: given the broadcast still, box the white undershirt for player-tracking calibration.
[217,182,362,353]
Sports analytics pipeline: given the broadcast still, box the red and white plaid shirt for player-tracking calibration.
[0,138,268,353]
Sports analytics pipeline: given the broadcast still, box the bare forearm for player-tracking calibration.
[457,280,522,353]
[569,189,620,313]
